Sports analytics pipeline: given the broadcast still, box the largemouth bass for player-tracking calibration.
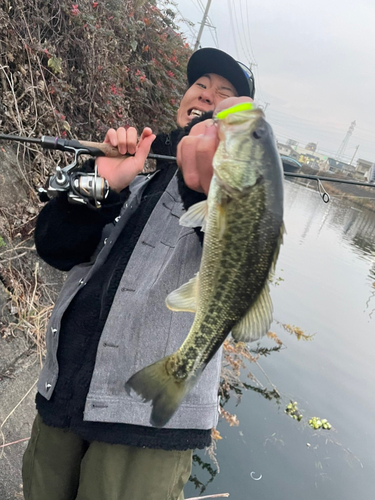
[125,102,284,427]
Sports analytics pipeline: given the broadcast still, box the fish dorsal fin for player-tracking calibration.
[165,273,199,312]
[231,283,273,343]
[179,201,208,231]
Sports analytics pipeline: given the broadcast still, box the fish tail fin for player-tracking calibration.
[125,356,199,428]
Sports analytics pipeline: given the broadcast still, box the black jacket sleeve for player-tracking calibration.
[35,159,129,271]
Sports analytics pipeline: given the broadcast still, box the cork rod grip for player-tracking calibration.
[79,141,129,158]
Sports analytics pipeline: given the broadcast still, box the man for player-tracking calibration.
[22,48,255,500]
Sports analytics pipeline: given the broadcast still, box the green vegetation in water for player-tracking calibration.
[308,416,332,430]
[285,400,303,421]
[285,401,332,430]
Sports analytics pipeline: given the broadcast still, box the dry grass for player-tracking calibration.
[0,237,55,359]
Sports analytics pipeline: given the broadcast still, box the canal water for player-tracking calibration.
[185,179,375,499]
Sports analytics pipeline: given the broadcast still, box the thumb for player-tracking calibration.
[203,123,219,141]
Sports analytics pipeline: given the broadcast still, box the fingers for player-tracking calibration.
[178,99,254,195]
[177,123,219,195]
[188,119,214,138]
[139,127,153,141]
[177,135,202,192]
[103,127,138,155]
[195,125,217,195]
[134,132,156,166]
[117,128,127,154]
[126,127,137,155]
[103,128,118,145]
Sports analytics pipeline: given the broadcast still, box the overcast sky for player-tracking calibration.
[172,0,375,164]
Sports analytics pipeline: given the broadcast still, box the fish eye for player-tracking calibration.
[253,127,267,139]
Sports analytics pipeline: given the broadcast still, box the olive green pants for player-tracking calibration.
[22,414,192,500]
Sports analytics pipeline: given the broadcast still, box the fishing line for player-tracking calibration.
[317,178,330,203]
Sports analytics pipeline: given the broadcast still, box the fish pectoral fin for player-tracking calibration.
[217,203,227,240]
[179,200,208,231]
[231,283,273,343]
[165,273,199,312]
[271,222,286,274]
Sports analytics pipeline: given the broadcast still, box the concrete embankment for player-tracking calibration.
[0,336,39,499]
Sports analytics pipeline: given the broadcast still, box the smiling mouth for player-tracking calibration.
[188,108,204,118]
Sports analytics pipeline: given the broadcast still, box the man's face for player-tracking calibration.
[176,73,237,128]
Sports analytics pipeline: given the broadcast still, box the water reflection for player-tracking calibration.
[189,338,283,496]
[186,180,375,499]
[289,179,375,259]
[189,454,218,495]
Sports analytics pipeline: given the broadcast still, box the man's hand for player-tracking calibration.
[177,119,218,196]
[96,127,155,193]
[177,96,253,195]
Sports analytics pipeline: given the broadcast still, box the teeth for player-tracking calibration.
[190,109,203,117]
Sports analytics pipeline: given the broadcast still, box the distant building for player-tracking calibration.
[294,148,327,169]
[365,164,375,183]
[277,142,293,156]
[298,153,320,169]
[277,140,375,181]
[305,142,317,152]
[356,158,372,177]
[276,142,327,169]
[320,158,356,174]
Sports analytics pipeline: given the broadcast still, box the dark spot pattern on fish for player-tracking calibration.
[172,181,282,379]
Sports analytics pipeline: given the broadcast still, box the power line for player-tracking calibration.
[244,0,258,64]
[174,5,198,43]
[238,0,254,64]
[236,0,256,66]
[231,0,253,64]
[226,0,240,59]
[253,64,265,101]
[268,109,349,128]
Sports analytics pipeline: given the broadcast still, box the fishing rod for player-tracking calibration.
[283,172,375,203]
[1,133,374,207]
[0,133,175,208]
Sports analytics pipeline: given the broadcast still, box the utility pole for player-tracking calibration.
[194,0,213,51]
[349,145,360,166]
[336,120,356,161]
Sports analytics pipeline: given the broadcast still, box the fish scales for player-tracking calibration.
[125,102,284,427]
[178,180,280,370]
